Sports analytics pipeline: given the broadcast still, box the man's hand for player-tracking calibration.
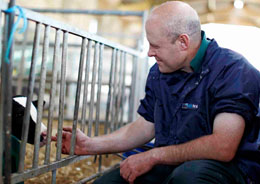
[40,132,47,147]
[51,127,90,155]
[120,151,156,184]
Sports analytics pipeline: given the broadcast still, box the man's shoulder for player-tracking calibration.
[207,40,245,63]
[206,40,258,73]
[202,40,260,91]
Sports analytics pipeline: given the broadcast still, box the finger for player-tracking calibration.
[120,158,129,173]
[120,165,131,181]
[62,146,69,154]
[62,147,66,154]
[121,171,131,182]
[51,136,57,141]
[62,127,73,132]
[128,173,136,184]
[62,131,70,139]
[120,163,126,175]
[76,128,84,134]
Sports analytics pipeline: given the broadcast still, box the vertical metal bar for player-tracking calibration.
[51,169,57,184]
[138,58,148,108]
[33,25,50,168]
[0,95,2,180]
[56,31,68,160]
[70,37,86,155]
[3,1,15,182]
[93,44,104,170]
[115,51,123,130]
[81,40,92,133]
[128,55,137,123]
[0,9,2,63]
[44,29,61,164]
[16,21,30,95]
[18,22,41,173]
[87,42,99,137]
[133,56,139,121]
[98,155,102,173]
[95,44,104,137]
[0,9,4,183]
[139,11,148,51]
[110,49,118,132]
[104,48,115,135]
[0,103,2,183]
[120,52,127,127]
[0,10,8,182]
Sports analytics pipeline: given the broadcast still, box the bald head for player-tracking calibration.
[146,1,201,44]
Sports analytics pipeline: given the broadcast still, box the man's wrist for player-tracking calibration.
[85,137,96,155]
[149,148,161,165]
[86,137,105,155]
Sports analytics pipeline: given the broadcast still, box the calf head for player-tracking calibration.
[12,96,47,145]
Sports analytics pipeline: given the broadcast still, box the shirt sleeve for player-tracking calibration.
[137,69,157,123]
[210,60,260,123]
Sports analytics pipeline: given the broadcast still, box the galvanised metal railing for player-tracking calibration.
[0,1,148,183]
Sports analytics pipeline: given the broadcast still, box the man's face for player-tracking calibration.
[146,21,186,73]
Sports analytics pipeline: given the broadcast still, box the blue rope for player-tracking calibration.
[4,6,28,64]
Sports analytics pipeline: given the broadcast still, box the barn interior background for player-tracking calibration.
[1,0,260,183]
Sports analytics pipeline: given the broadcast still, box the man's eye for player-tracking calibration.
[151,45,159,49]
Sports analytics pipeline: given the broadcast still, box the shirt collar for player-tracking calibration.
[190,31,210,73]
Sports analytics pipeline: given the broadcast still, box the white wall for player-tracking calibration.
[202,23,260,71]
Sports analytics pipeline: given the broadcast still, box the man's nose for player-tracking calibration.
[148,48,155,57]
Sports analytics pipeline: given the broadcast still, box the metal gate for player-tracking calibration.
[0,1,148,183]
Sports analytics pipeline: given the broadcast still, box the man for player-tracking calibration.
[52,1,260,183]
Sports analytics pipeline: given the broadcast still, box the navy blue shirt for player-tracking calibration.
[138,36,260,183]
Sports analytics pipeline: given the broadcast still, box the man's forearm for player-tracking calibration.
[87,117,155,155]
[148,134,226,166]
[148,113,245,166]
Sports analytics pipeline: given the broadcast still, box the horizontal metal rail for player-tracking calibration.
[12,76,133,87]
[29,8,145,17]
[76,162,120,184]
[11,155,92,184]
[0,1,142,56]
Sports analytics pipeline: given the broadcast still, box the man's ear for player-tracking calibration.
[178,34,189,50]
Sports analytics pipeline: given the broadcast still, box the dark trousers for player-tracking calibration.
[93,159,246,184]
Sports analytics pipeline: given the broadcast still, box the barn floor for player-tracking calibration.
[24,120,122,184]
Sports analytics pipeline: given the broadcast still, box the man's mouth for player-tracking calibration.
[155,57,161,62]
[156,59,163,64]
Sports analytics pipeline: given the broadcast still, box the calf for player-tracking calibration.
[12,96,47,146]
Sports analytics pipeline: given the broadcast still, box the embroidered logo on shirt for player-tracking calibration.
[182,103,198,110]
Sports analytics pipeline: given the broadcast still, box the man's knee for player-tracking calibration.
[167,160,205,184]
[165,160,229,184]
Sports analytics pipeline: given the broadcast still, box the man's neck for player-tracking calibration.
[182,39,202,73]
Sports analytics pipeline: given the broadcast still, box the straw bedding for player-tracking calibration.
[23,120,121,184]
